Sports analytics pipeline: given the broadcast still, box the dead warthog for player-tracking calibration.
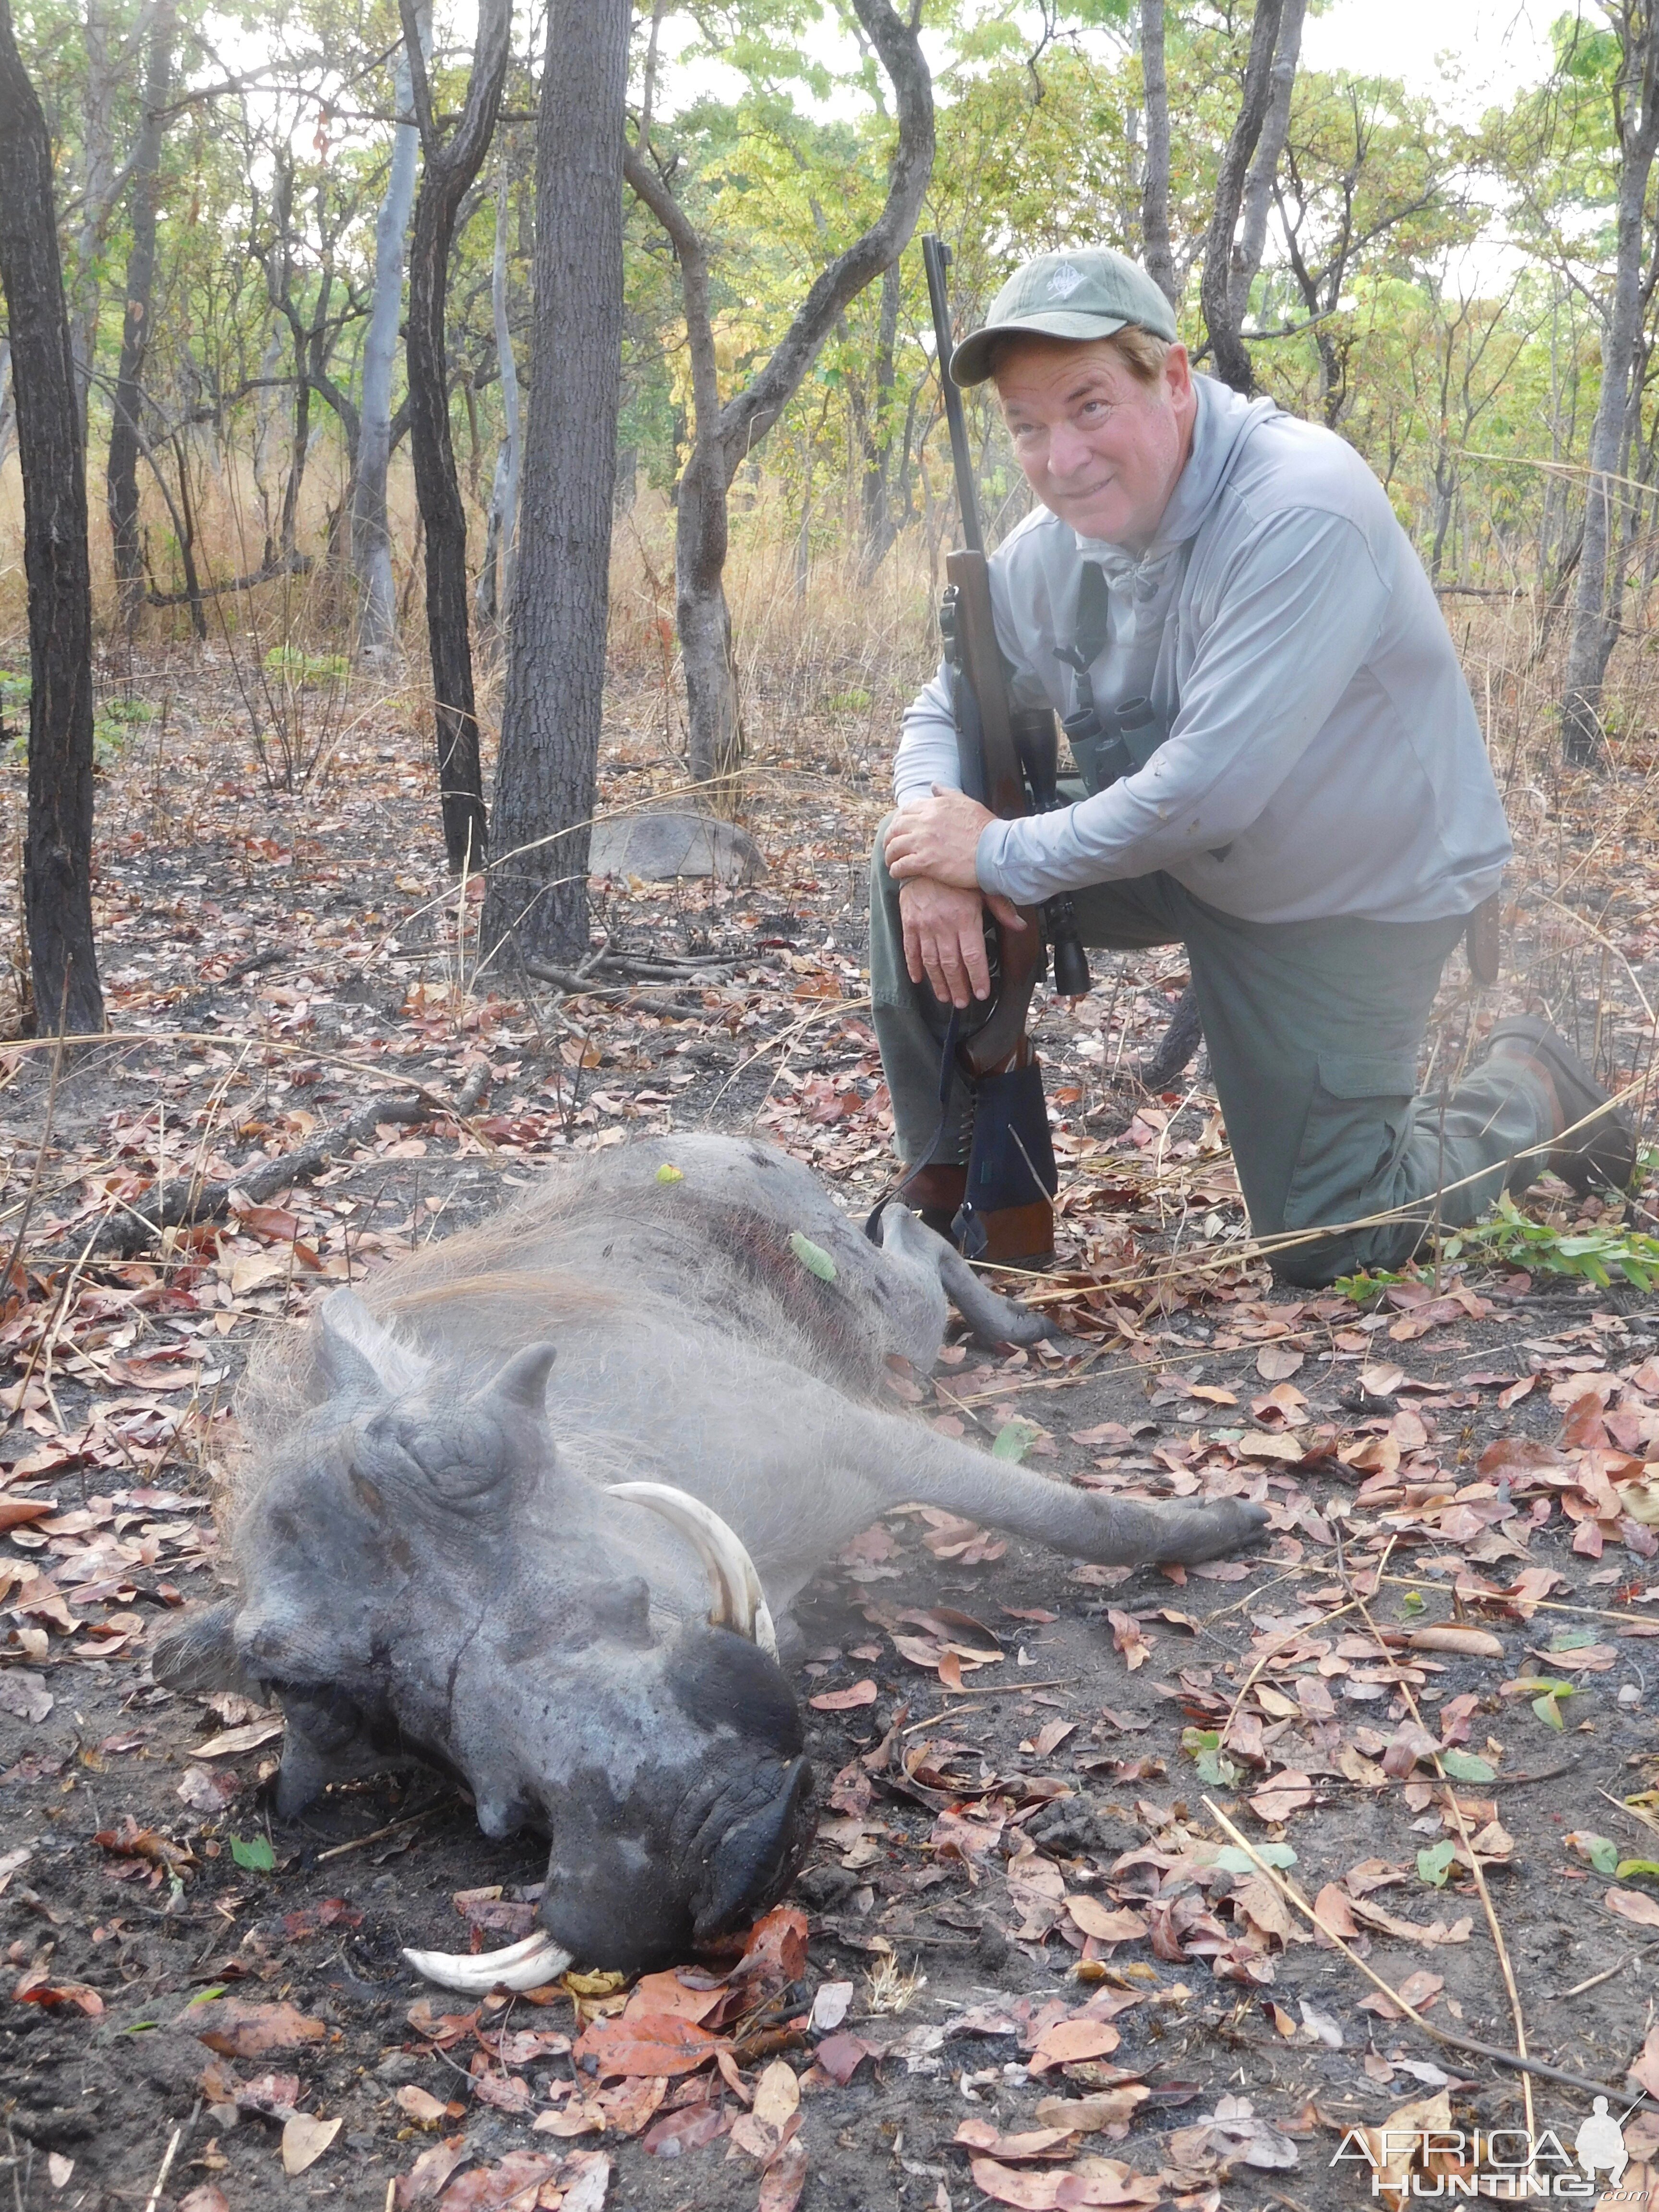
[154,1134,1266,1984]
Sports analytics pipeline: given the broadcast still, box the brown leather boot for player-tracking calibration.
[1485,1016,1638,1195]
[974,1197,1055,1272]
[897,1162,966,1242]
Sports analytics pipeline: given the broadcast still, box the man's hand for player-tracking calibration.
[897,877,1027,1009]
[883,787,998,890]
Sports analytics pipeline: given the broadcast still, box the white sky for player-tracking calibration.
[1301,0,1564,117]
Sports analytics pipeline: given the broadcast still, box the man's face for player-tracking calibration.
[993,335,1197,549]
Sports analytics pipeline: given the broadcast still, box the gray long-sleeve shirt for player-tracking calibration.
[893,375,1513,925]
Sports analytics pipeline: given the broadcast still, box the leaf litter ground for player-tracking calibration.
[2,665,1659,2212]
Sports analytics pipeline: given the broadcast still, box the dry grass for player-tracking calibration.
[3,439,1659,1153]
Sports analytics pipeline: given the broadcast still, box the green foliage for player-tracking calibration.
[992,1419,1041,1464]
[1416,1840,1456,1887]
[1571,1831,1621,1875]
[1442,1193,1656,1287]
[1439,1750,1497,1782]
[262,647,349,687]
[1330,1265,1420,1305]
[1180,1727,1239,1788]
[1214,1842,1297,1873]
[1,674,154,771]
[228,1834,275,1871]
[1527,1678,1578,1729]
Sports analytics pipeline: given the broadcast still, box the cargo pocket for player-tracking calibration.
[1282,1051,1419,1236]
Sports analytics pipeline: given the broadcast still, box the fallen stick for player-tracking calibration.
[519,958,714,1021]
[314,1809,438,1863]
[93,1091,430,1257]
[1200,1796,1659,2112]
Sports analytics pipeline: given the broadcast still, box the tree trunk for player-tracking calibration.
[106,0,175,637]
[1562,7,1659,765]
[475,163,521,633]
[68,0,119,443]
[279,357,311,561]
[1199,0,1284,394]
[1139,0,1178,309]
[351,3,428,661]
[625,0,934,807]
[481,0,630,968]
[0,0,104,1035]
[1227,0,1303,335]
[401,0,510,869]
[858,258,901,582]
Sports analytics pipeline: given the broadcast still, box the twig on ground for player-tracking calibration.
[314,1809,441,1863]
[1201,1797,1659,2111]
[1335,1544,1539,2144]
[520,958,713,1021]
[91,1092,431,1256]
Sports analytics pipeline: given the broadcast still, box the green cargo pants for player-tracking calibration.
[868,828,1552,1287]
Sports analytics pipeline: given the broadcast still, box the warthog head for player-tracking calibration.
[159,1292,814,1985]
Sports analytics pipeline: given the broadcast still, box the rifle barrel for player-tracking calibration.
[921,233,984,558]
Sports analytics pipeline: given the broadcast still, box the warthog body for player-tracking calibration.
[156,1134,1265,1978]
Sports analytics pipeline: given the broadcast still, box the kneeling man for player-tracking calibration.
[875,246,1635,1285]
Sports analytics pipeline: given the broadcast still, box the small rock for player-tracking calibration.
[373,2050,421,2084]
[973,1922,1010,1974]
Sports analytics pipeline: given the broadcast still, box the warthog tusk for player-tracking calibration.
[401,1928,573,1995]
[607,1481,778,1659]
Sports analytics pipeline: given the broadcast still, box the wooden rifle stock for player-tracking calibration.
[944,545,1044,1077]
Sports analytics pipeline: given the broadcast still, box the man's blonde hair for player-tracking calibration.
[988,325,1171,386]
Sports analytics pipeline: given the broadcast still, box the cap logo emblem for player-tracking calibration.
[1048,260,1085,300]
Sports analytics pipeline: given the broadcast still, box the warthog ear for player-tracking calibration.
[317,1289,430,1400]
[471,1343,558,1424]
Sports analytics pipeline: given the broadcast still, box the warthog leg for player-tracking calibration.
[850,1401,1270,1567]
[876,1204,1059,1352]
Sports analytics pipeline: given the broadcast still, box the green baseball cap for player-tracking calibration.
[950,246,1178,386]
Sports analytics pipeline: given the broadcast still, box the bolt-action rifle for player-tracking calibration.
[918,234,1092,1263]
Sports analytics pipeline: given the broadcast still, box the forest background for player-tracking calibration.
[5,0,1659,929]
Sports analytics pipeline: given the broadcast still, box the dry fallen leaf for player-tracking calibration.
[280,2113,341,2177]
[572,2010,727,2080]
[394,2084,450,2129]
[1025,2017,1123,2074]
[751,2059,801,2130]
[1034,2088,1150,2132]
[807,1679,878,1711]
[758,2134,809,2212]
[436,2151,563,2208]
[1256,1346,1305,1381]
[808,1980,854,2033]
[1405,1626,1505,1659]
[1065,1897,1149,1945]
[1248,1769,1314,1822]
[184,1996,328,2058]
[1607,1887,1659,1928]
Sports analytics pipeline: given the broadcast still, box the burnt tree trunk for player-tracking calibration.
[0,0,104,1035]
[106,0,175,637]
[481,0,631,967]
[625,0,934,811]
[1198,0,1285,394]
[400,0,509,869]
